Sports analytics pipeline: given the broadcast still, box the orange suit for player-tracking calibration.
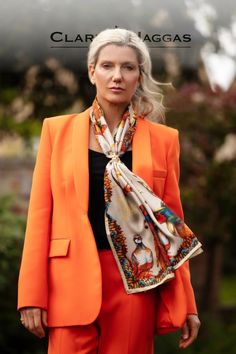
[18,107,198,336]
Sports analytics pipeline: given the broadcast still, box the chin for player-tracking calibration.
[105,94,131,106]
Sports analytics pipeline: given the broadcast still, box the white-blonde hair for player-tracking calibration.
[87,28,170,122]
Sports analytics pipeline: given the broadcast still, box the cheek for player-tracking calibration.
[94,70,107,84]
[128,77,140,92]
[96,67,111,78]
[95,74,105,84]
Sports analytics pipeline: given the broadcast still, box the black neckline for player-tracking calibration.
[89,149,132,155]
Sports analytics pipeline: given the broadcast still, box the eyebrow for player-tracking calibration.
[100,60,138,65]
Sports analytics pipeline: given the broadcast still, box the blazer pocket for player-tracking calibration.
[153,170,167,178]
[48,239,71,258]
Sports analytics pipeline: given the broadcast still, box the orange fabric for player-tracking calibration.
[17,107,198,335]
[48,250,156,354]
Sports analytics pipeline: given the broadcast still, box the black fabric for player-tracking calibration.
[88,149,132,249]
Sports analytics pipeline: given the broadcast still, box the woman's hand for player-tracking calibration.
[179,314,201,349]
[20,307,48,338]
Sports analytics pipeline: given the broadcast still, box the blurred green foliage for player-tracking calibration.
[0,116,42,143]
[0,195,47,354]
[166,84,236,273]
[220,276,236,306]
[0,88,20,105]
[155,313,236,354]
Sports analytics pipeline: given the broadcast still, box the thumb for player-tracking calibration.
[42,310,48,327]
[181,321,190,340]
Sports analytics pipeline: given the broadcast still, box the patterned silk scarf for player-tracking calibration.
[90,98,203,294]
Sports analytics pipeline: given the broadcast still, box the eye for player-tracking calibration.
[102,63,112,69]
[124,65,135,70]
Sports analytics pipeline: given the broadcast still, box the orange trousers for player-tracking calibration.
[48,250,157,354]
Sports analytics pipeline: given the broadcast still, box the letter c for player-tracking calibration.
[50,31,63,42]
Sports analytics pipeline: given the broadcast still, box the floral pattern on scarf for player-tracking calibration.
[90,98,203,294]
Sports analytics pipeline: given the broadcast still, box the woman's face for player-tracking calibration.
[89,44,141,107]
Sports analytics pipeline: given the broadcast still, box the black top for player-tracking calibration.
[88,149,132,249]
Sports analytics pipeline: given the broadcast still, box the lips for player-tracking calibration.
[109,87,125,91]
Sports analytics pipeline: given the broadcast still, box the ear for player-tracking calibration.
[88,64,95,84]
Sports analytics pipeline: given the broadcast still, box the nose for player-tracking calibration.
[112,66,122,82]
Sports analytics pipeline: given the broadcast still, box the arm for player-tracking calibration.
[18,118,52,312]
[163,128,198,315]
[163,129,201,348]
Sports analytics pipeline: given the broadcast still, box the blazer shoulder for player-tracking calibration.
[44,113,79,127]
[43,107,90,133]
[145,119,179,141]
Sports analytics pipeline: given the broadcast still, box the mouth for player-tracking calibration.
[109,87,125,92]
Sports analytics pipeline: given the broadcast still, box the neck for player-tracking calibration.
[96,97,130,133]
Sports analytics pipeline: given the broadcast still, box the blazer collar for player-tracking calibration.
[72,107,153,213]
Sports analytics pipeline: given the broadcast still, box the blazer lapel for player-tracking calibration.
[132,117,153,190]
[72,108,90,213]
[72,109,153,214]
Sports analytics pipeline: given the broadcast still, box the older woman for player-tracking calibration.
[18,28,203,354]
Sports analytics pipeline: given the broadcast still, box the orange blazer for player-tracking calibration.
[18,107,198,335]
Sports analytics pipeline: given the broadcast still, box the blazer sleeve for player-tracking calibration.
[163,128,198,315]
[17,118,52,311]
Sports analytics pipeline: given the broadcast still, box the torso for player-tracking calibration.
[88,121,133,250]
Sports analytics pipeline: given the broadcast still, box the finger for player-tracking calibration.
[25,310,35,334]
[25,309,44,338]
[181,321,190,340]
[179,320,199,349]
[42,310,48,327]
[20,311,26,326]
[179,331,196,349]
[22,309,31,329]
[179,321,190,348]
[32,309,45,338]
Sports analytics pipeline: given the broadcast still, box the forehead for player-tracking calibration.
[97,44,138,63]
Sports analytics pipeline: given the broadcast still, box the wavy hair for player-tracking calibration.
[87,28,171,122]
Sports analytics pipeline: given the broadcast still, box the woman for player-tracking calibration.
[18,28,203,354]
